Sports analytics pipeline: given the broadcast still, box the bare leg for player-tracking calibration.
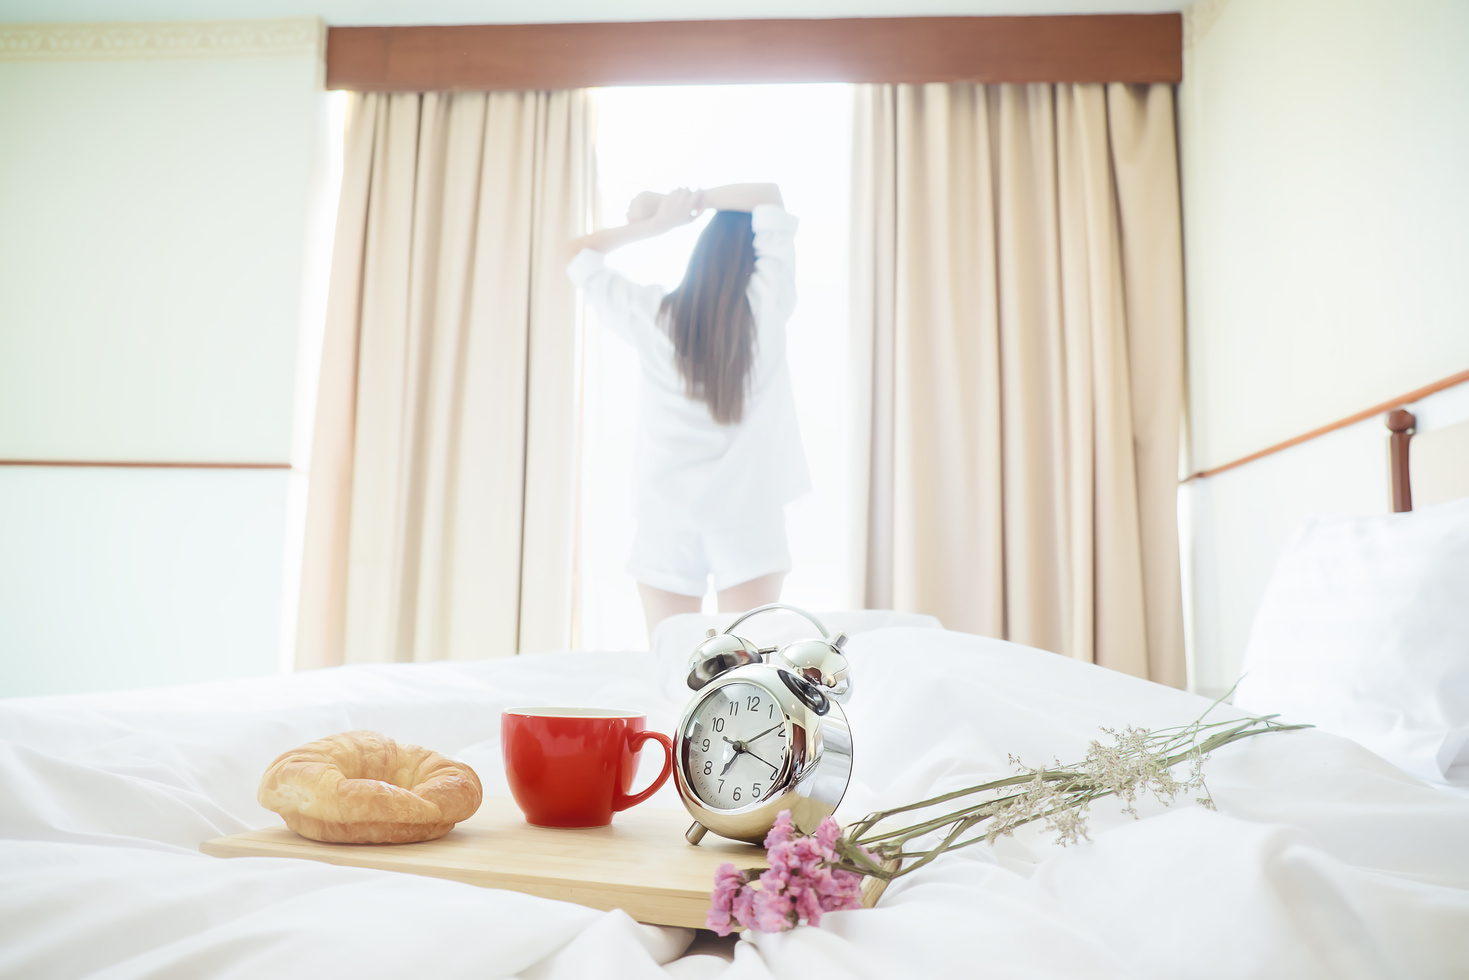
[716,572,785,613]
[638,582,704,643]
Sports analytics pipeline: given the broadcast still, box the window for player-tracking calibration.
[577,84,854,649]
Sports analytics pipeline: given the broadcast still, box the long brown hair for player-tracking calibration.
[658,210,757,425]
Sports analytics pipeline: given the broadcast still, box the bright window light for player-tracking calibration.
[578,83,854,650]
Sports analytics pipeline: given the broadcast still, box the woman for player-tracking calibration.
[567,184,809,637]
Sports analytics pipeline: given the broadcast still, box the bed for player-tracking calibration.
[3,424,1468,979]
[2,616,1467,977]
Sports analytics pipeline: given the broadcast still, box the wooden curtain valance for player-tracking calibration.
[325,15,1182,92]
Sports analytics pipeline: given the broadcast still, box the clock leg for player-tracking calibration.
[685,821,708,845]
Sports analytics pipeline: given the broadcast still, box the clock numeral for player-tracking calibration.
[769,704,775,719]
[718,779,725,793]
[732,787,742,802]
[712,717,724,732]
[747,695,760,712]
[703,760,713,775]
[728,701,739,716]
[701,738,710,751]
[752,782,762,797]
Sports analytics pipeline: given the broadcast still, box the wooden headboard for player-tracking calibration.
[1387,410,1416,512]
[1183,367,1469,513]
[1389,410,1469,512]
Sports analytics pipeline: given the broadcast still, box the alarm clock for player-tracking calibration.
[673,603,854,845]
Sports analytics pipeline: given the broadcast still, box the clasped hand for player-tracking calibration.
[627,187,706,230]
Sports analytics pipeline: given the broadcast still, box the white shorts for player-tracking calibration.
[627,512,791,597]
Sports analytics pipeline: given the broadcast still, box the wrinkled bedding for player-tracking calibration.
[3,625,1467,979]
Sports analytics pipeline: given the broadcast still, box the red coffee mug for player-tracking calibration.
[502,707,674,828]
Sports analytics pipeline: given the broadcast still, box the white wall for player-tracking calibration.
[0,19,333,697]
[0,467,291,695]
[1179,0,1469,695]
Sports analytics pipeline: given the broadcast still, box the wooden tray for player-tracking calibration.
[201,797,888,929]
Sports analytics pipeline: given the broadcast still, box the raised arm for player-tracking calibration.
[567,187,703,261]
[694,183,783,213]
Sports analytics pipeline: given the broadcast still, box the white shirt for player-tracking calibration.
[567,204,810,530]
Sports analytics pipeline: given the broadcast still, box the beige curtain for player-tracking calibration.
[295,90,593,669]
[851,83,1185,685]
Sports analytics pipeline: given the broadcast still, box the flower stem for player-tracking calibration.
[835,712,1310,882]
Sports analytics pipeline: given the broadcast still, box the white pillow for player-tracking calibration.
[650,609,943,694]
[1233,497,1469,784]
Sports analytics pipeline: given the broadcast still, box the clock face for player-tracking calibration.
[683,681,790,810]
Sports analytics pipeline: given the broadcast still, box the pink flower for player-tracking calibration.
[814,815,841,850]
[731,878,758,930]
[707,810,871,935]
[706,863,747,936]
[764,810,796,848]
[752,885,795,932]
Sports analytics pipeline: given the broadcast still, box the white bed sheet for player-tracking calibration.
[3,628,1468,979]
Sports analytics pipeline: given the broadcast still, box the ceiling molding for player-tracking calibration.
[0,17,323,61]
[1182,0,1230,50]
[0,3,1193,28]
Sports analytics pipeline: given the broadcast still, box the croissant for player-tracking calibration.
[258,730,483,844]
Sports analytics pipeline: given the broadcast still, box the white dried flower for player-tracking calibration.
[1044,803,1091,846]
[840,706,1308,886]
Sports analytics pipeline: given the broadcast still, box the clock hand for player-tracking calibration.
[742,747,779,772]
[748,723,784,742]
[719,737,745,776]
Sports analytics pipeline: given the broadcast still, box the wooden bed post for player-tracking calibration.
[1386,409,1416,513]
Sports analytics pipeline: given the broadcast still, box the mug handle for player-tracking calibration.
[613,730,674,812]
